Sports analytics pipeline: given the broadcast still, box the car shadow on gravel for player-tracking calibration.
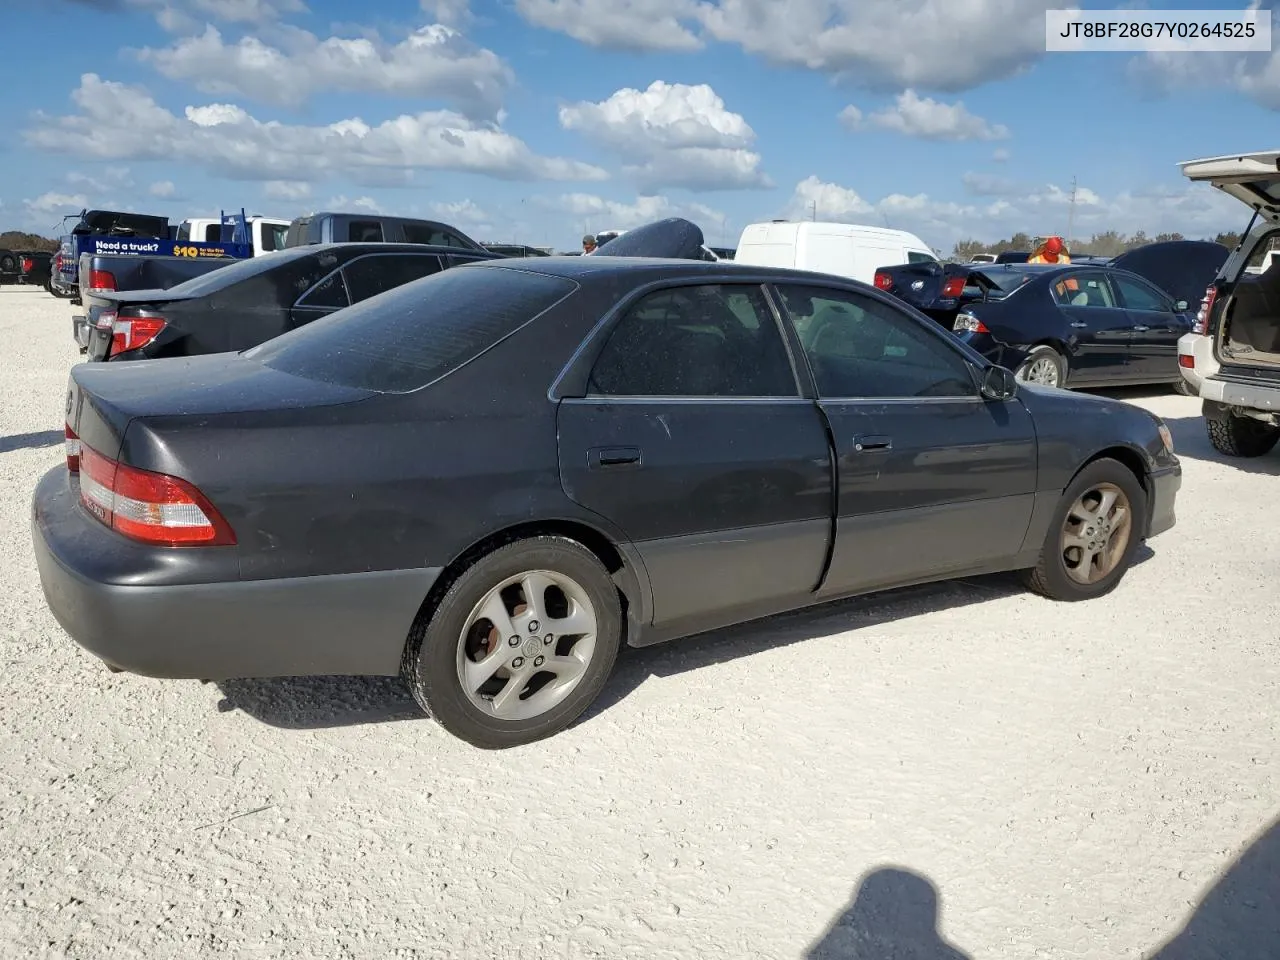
[0,429,63,454]
[213,556,1155,731]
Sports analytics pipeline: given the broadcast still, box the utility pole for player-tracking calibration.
[1067,175,1077,248]
[810,201,817,222]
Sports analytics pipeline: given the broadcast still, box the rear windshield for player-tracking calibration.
[246,265,579,393]
[971,266,1040,297]
[164,248,313,296]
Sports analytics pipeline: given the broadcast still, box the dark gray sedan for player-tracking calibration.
[33,252,1181,748]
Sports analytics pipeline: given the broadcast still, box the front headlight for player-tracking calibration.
[1157,421,1174,454]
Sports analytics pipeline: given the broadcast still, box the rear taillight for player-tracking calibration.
[65,425,81,473]
[873,272,893,291]
[1193,285,1217,336]
[76,442,235,547]
[21,257,33,273]
[941,276,966,298]
[1178,354,1195,369]
[88,269,116,292]
[109,314,166,355]
[953,312,988,333]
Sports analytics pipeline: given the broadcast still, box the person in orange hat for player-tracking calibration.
[1029,235,1071,264]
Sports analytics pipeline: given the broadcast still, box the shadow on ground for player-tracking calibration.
[214,551,1153,731]
[803,815,1280,958]
[0,430,63,454]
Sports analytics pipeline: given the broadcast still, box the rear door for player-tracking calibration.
[556,281,833,630]
[770,282,1038,596]
[1180,152,1280,225]
[342,253,444,304]
[1049,270,1134,383]
[1111,271,1191,381]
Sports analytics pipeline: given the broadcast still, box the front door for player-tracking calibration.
[1111,272,1192,381]
[1049,271,1133,384]
[556,282,833,628]
[770,282,1039,597]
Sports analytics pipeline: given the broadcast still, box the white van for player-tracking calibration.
[733,221,937,284]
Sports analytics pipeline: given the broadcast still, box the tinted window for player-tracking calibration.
[296,269,349,309]
[261,224,287,253]
[402,223,470,248]
[165,248,317,297]
[907,251,937,264]
[349,220,384,242]
[1113,275,1168,311]
[1051,272,1115,307]
[587,284,797,398]
[204,224,220,243]
[249,267,577,393]
[344,254,443,302]
[775,285,976,399]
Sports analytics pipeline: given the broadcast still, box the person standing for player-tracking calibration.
[581,234,598,255]
[1029,236,1071,264]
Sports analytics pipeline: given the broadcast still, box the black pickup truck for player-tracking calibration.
[72,254,237,352]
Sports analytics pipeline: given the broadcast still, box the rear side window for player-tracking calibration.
[248,267,578,393]
[349,220,384,242]
[296,270,349,309]
[344,254,443,302]
[402,223,469,248]
[261,224,287,253]
[907,251,937,264]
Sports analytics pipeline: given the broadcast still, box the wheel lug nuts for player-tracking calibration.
[534,656,544,667]
[508,636,520,647]
[512,657,524,668]
[544,634,553,645]
[528,619,540,633]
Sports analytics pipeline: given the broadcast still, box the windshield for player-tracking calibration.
[970,266,1041,297]
[247,265,578,393]
[164,248,311,296]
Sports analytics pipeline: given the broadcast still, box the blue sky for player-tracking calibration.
[0,0,1272,252]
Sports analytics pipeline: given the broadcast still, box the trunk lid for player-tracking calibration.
[1180,151,1280,223]
[66,353,376,463]
[1107,240,1230,310]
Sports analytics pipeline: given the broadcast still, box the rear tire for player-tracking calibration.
[1021,457,1146,602]
[1205,410,1280,458]
[1014,345,1067,388]
[1174,378,1197,397]
[403,536,622,749]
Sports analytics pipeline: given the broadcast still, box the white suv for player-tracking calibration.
[1178,150,1280,457]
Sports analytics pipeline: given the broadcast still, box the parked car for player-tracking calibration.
[85,242,499,362]
[950,250,1228,389]
[483,244,552,258]
[995,251,1030,264]
[20,251,53,291]
[0,249,20,284]
[734,220,937,284]
[57,208,172,302]
[878,240,1228,339]
[178,216,290,256]
[969,253,997,264]
[1179,149,1280,457]
[284,212,486,251]
[34,218,1181,749]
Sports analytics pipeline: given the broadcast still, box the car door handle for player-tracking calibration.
[853,435,892,452]
[587,446,641,468]
[1132,325,1150,332]
[1069,321,1087,328]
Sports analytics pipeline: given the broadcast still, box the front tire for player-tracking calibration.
[1014,345,1066,388]
[403,536,622,749]
[1205,410,1280,458]
[1021,457,1146,601]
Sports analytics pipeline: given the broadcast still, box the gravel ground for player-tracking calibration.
[1,286,1277,959]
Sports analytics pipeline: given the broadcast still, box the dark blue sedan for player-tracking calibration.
[952,263,1200,389]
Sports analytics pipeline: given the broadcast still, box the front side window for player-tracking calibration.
[296,269,349,309]
[343,254,443,303]
[262,224,287,253]
[349,220,385,242]
[775,284,976,399]
[402,223,471,248]
[587,284,798,398]
[1113,275,1169,312]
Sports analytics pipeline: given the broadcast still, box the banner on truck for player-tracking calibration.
[83,238,252,259]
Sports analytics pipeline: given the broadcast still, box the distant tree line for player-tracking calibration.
[952,230,1243,261]
[0,231,59,252]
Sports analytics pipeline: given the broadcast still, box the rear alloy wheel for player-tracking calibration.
[1015,345,1066,388]
[404,536,622,749]
[1205,411,1280,458]
[1021,457,1146,601]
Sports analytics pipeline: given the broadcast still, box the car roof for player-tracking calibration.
[299,242,495,256]
[467,254,874,287]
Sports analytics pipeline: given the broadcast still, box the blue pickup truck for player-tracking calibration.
[67,209,255,350]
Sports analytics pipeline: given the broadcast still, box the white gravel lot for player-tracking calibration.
[1,285,1277,959]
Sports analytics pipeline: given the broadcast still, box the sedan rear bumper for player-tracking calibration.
[32,467,438,679]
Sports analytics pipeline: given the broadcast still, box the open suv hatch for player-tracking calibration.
[1181,150,1280,457]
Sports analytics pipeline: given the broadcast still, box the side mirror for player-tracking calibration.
[1174,299,1189,312]
[980,364,1017,400]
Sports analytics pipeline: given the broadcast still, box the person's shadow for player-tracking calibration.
[805,867,971,960]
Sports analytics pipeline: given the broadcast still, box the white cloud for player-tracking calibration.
[25,192,88,215]
[263,180,311,200]
[138,23,512,118]
[326,195,383,213]
[516,0,702,52]
[148,180,177,198]
[992,148,1010,163]
[548,192,728,234]
[559,81,770,190]
[422,0,470,26]
[518,0,1062,90]
[840,90,1009,141]
[25,74,608,187]
[429,199,490,224]
[782,175,1246,252]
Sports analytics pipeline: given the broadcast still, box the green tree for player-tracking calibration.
[0,231,57,252]
[1214,231,1242,249]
